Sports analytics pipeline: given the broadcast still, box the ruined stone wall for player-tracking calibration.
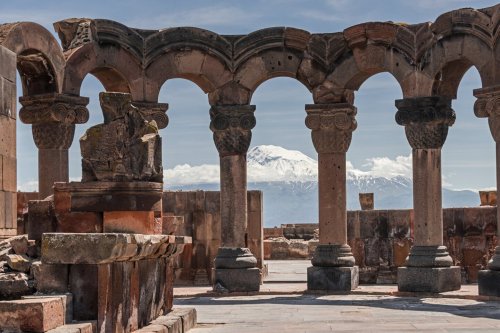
[163,190,263,285]
[0,46,16,239]
[265,207,497,283]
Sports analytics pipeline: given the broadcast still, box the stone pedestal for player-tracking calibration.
[478,270,500,296]
[307,266,359,291]
[398,267,461,293]
[212,247,260,292]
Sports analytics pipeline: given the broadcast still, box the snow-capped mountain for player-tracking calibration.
[165,145,479,226]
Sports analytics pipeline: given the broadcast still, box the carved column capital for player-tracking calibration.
[305,103,357,154]
[395,96,455,149]
[474,85,500,142]
[19,93,89,149]
[210,105,256,156]
[132,101,169,129]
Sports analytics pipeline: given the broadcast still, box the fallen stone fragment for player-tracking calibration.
[6,254,31,273]
[10,235,29,255]
[0,272,31,299]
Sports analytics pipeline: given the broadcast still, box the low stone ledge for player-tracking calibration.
[133,307,197,333]
[42,233,192,264]
[0,297,65,332]
[46,321,95,333]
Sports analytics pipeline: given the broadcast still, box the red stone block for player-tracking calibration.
[103,211,155,234]
[0,297,65,332]
[56,212,103,233]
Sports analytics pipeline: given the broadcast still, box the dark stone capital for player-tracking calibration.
[474,85,500,142]
[395,96,455,149]
[132,101,169,129]
[305,103,357,154]
[210,105,256,156]
[19,93,89,150]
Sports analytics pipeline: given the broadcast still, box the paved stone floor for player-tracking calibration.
[174,260,500,332]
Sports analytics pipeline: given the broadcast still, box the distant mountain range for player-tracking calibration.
[165,145,480,227]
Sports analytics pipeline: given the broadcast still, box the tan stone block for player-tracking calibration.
[0,297,65,332]
[0,46,16,81]
[5,191,16,229]
[0,190,5,230]
[0,116,15,157]
[103,211,155,234]
[1,77,16,119]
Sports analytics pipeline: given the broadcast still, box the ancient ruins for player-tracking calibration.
[0,3,499,332]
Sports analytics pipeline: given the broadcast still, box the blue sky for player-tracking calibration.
[3,0,498,191]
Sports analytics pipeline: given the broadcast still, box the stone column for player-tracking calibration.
[395,96,461,293]
[19,93,89,199]
[475,85,500,296]
[305,103,359,291]
[209,104,260,292]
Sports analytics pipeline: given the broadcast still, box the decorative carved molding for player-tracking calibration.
[395,96,455,149]
[474,85,500,142]
[209,105,256,156]
[19,93,89,150]
[305,103,357,154]
[132,101,169,129]
[19,93,89,125]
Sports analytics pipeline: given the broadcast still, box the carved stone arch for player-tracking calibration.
[0,22,65,95]
[56,18,143,99]
[425,5,500,97]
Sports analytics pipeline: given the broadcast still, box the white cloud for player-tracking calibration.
[164,163,220,186]
[411,0,483,9]
[361,155,412,179]
[18,180,38,192]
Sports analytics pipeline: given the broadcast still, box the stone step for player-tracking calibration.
[132,307,197,333]
[0,297,65,332]
[46,321,96,333]
[22,293,73,323]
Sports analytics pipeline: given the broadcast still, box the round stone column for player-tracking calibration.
[474,85,500,296]
[395,96,461,293]
[19,94,89,199]
[209,104,260,292]
[305,103,359,291]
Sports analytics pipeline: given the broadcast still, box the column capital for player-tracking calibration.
[395,96,455,149]
[132,101,169,129]
[209,104,256,156]
[19,93,89,150]
[474,85,500,142]
[305,103,357,154]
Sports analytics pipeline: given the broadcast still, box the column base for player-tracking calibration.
[397,266,461,293]
[213,268,261,292]
[307,266,359,291]
[478,270,500,296]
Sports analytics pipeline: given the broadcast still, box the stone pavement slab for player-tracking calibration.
[174,294,500,333]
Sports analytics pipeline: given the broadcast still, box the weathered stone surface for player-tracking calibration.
[213,267,261,292]
[32,261,69,293]
[80,92,162,182]
[307,266,359,291]
[22,293,73,324]
[10,235,29,255]
[27,199,57,242]
[0,297,65,332]
[46,321,94,333]
[70,264,98,321]
[478,269,500,296]
[103,211,157,234]
[169,307,197,332]
[6,254,31,272]
[214,247,257,269]
[0,272,32,299]
[311,244,355,267]
[397,266,461,293]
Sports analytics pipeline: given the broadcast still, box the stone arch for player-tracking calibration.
[233,27,321,102]
[144,27,233,102]
[425,6,499,98]
[324,22,414,99]
[0,22,65,95]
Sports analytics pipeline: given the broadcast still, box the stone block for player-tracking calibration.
[389,210,411,238]
[2,155,16,192]
[22,293,73,324]
[70,264,98,321]
[213,267,261,292]
[46,322,94,333]
[307,266,359,291]
[10,235,29,255]
[169,307,197,332]
[42,233,138,264]
[150,315,181,333]
[0,46,16,82]
[463,207,483,236]
[0,117,16,158]
[0,272,32,299]
[27,200,57,242]
[6,254,31,272]
[0,297,65,332]
[162,215,184,235]
[397,266,461,293]
[103,211,156,234]
[478,269,500,296]
[56,212,103,233]
[5,191,15,229]
[359,210,379,238]
[393,238,412,267]
[32,262,69,293]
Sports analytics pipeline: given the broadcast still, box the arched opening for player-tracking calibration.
[68,75,106,181]
[349,72,409,209]
[441,67,493,204]
[250,77,314,282]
